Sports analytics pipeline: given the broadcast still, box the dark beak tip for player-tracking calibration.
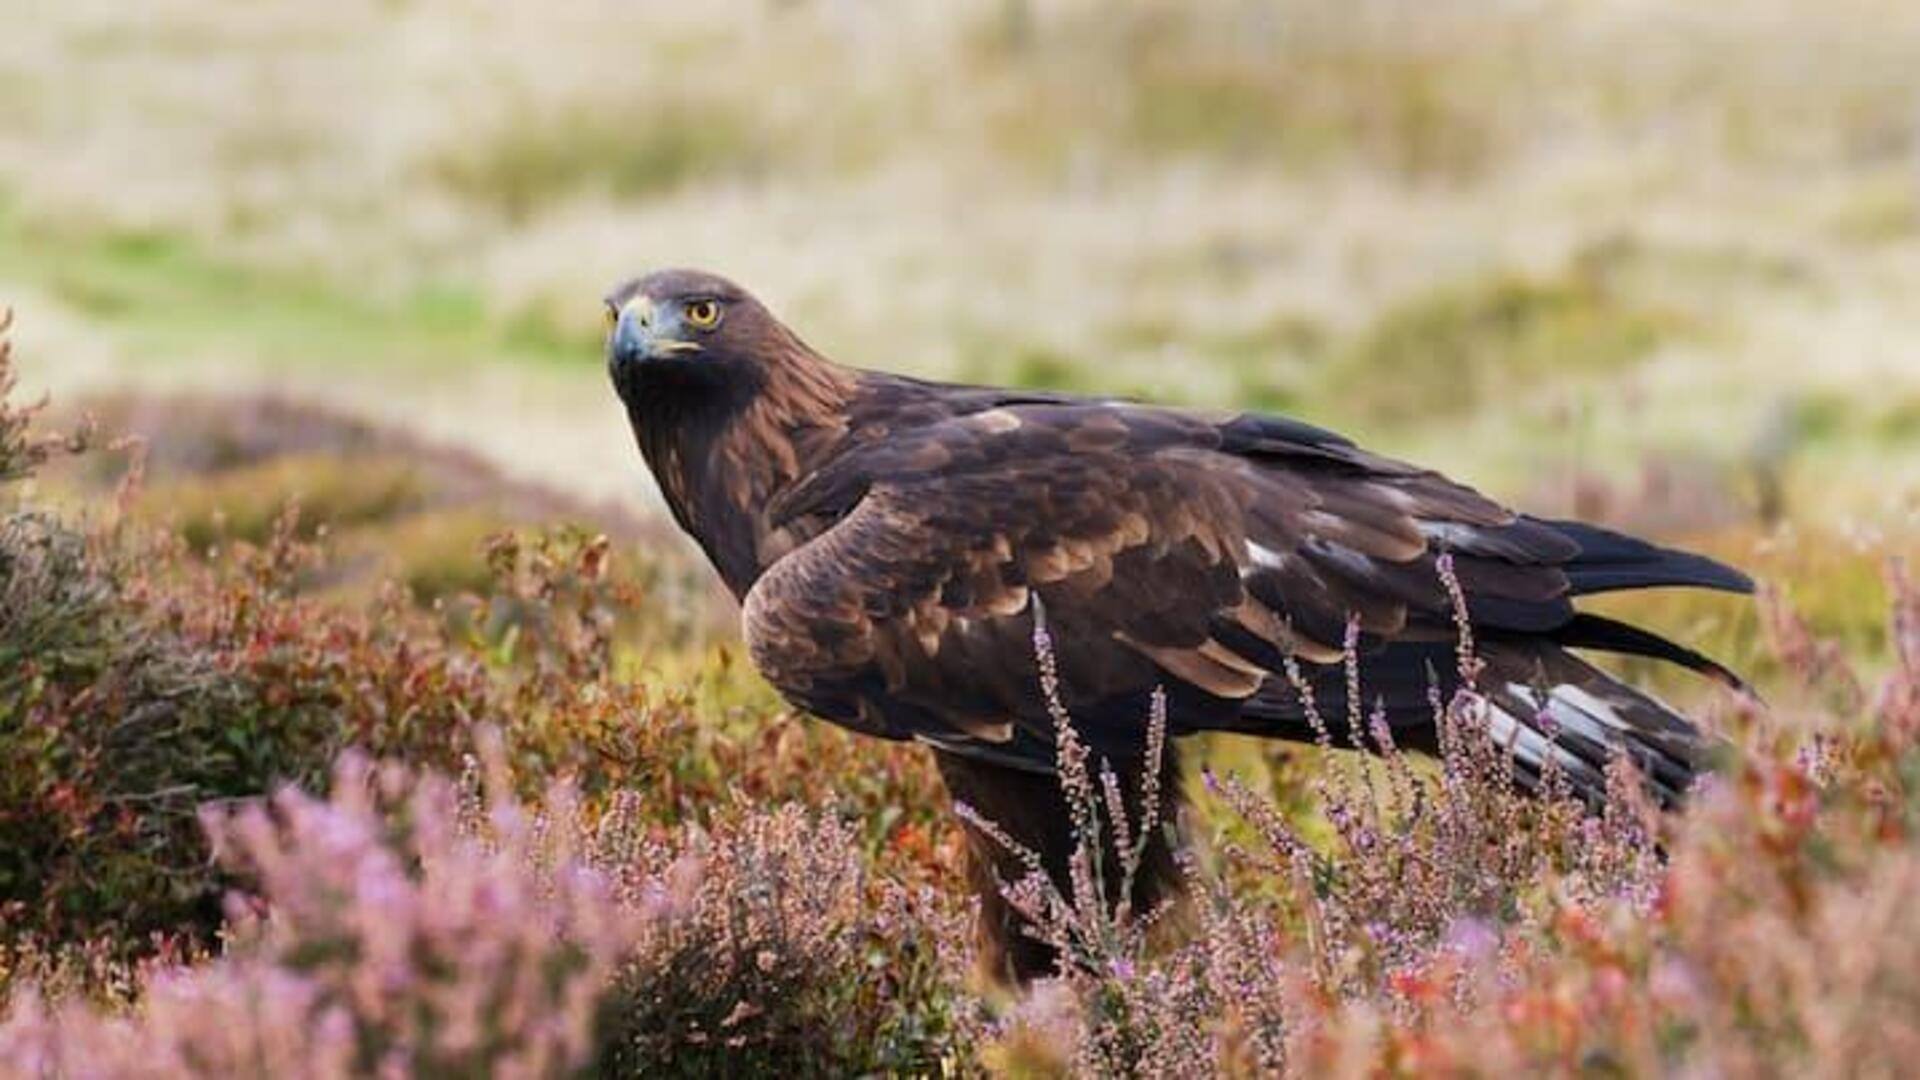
[608,318,646,367]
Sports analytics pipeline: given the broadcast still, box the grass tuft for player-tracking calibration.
[1322,267,1678,425]
[428,100,763,222]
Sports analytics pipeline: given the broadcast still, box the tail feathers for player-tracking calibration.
[1540,518,1755,597]
[1547,612,1754,696]
[1481,643,1708,808]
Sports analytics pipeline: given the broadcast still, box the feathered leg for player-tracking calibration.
[934,745,1185,985]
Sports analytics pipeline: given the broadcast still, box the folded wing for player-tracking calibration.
[743,401,1748,796]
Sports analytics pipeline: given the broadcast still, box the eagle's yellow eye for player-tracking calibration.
[683,299,720,329]
[603,305,619,333]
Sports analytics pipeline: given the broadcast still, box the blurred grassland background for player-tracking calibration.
[3,0,1920,678]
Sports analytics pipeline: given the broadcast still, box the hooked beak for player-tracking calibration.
[608,296,702,367]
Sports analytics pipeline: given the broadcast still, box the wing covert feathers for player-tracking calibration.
[741,392,1747,779]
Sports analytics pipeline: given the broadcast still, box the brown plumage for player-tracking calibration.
[605,268,1752,983]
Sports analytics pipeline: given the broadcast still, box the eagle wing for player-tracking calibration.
[742,401,1748,774]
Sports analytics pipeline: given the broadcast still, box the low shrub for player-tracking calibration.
[599,802,976,1075]
[0,745,980,1078]
[138,453,423,552]
[985,564,1920,1076]
[1,324,496,957]
[0,509,339,949]
[0,751,643,1077]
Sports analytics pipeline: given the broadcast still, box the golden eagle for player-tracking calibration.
[605,268,1750,981]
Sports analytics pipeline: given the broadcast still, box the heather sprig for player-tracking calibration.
[956,603,1177,981]
[0,310,94,490]
[1,742,981,1077]
[1,750,641,1078]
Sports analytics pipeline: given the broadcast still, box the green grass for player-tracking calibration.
[0,205,600,377]
[1318,267,1682,426]
[428,100,765,222]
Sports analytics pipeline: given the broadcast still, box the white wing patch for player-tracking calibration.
[1246,541,1290,572]
[1551,685,1631,732]
[1485,695,1608,788]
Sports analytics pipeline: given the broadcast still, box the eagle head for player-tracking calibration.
[603,268,799,408]
[602,268,854,595]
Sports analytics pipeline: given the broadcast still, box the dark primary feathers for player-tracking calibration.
[607,268,1752,979]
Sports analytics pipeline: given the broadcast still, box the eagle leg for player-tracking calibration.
[933,744,1186,985]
